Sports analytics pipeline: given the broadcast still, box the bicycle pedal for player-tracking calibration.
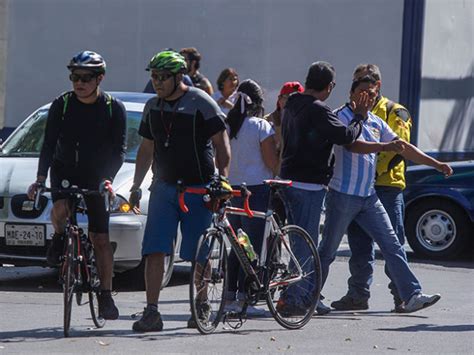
[130,311,143,319]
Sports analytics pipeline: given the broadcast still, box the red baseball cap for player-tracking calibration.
[279,81,304,96]
[277,81,304,109]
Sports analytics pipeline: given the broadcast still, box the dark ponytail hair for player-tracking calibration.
[226,79,264,139]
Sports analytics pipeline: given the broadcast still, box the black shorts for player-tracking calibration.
[50,166,110,233]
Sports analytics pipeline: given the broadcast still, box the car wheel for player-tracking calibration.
[405,198,472,259]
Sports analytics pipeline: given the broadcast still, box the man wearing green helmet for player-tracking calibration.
[129,50,231,332]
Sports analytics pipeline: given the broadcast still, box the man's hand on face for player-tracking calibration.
[351,91,375,118]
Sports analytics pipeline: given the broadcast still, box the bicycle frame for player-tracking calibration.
[179,180,305,294]
[221,202,304,291]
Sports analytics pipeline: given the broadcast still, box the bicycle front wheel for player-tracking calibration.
[63,235,77,337]
[87,247,106,329]
[266,225,321,329]
[190,228,227,334]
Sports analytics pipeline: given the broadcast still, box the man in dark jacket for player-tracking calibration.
[27,50,127,320]
[279,61,370,315]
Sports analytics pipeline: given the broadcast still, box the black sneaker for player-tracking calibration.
[187,301,211,329]
[331,295,369,311]
[46,233,65,266]
[391,303,405,313]
[132,307,163,332]
[98,291,119,320]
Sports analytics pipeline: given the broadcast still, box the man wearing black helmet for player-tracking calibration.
[129,50,230,332]
[27,50,127,320]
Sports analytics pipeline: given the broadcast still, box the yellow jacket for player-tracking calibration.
[373,96,412,190]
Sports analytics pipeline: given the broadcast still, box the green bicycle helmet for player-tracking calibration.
[146,51,187,74]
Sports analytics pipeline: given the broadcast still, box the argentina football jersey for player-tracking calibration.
[328,104,398,197]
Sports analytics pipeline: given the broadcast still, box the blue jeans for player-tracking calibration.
[347,186,405,304]
[282,187,326,247]
[227,184,269,296]
[280,186,326,305]
[318,189,421,302]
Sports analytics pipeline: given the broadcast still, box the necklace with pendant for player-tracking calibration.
[160,97,182,148]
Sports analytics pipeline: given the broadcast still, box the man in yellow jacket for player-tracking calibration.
[331,64,413,312]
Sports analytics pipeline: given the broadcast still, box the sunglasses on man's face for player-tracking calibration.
[151,72,174,82]
[69,73,97,83]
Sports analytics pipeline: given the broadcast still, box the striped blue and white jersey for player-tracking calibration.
[328,104,398,197]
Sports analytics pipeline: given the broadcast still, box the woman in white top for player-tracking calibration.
[211,68,239,115]
[225,79,279,315]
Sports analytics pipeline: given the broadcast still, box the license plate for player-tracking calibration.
[5,224,46,246]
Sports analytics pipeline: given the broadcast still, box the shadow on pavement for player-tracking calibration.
[336,250,474,269]
[0,265,191,293]
[377,323,474,332]
[316,310,429,320]
[0,318,288,343]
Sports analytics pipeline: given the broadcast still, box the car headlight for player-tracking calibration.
[110,194,133,214]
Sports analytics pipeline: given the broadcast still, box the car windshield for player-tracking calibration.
[0,108,143,162]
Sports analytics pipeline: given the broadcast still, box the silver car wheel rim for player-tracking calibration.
[416,209,456,252]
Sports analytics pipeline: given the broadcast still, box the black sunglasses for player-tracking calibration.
[69,73,97,83]
[151,72,174,82]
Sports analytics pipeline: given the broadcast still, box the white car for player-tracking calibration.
[0,92,179,287]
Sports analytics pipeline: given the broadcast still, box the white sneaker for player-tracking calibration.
[245,305,267,317]
[224,300,243,313]
[315,300,331,315]
[404,293,441,313]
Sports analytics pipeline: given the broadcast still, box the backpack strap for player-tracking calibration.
[104,92,113,118]
[61,92,73,120]
[61,91,113,121]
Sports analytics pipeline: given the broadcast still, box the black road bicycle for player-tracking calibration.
[34,184,109,337]
[178,179,321,334]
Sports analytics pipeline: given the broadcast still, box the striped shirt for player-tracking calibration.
[328,104,398,197]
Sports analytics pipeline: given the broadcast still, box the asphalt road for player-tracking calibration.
[0,253,473,354]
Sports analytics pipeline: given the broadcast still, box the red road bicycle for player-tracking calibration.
[34,183,110,337]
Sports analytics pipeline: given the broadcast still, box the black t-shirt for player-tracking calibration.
[38,91,127,185]
[139,87,226,185]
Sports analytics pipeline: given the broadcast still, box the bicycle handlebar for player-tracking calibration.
[177,181,254,218]
[34,186,110,212]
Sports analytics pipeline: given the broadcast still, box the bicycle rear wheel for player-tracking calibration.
[266,225,321,329]
[88,291,106,328]
[63,234,77,337]
[76,292,83,306]
[190,228,227,334]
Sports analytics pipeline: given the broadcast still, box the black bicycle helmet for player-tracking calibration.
[67,50,106,74]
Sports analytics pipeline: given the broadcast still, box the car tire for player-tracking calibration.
[405,198,472,259]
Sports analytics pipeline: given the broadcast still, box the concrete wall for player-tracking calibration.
[418,0,473,153]
[0,0,8,130]
[4,0,404,128]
